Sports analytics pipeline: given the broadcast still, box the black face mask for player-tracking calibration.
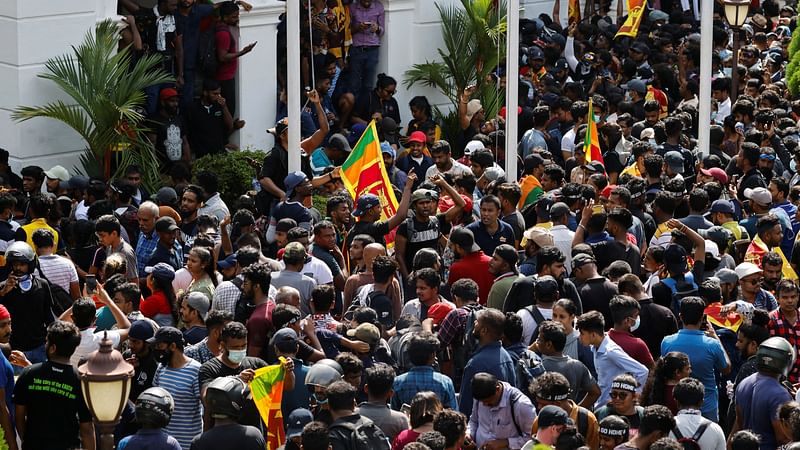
[154,349,173,365]
[759,166,774,182]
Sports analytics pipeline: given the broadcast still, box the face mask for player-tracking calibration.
[227,349,247,365]
[18,275,32,293]
[154,349,172,365]
[630,316,641,332]
[720,49,732,60]
[312,393,328,405]
[723,67,732,77]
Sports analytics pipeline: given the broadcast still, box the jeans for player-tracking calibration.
[347,46,380,100]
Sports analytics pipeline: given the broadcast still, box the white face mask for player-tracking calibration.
[630,316,641,332]
[18,275,32,293]
[227,349,247,365]
[723,67,733,77]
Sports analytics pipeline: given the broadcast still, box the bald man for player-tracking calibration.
[342,243,404,317]
[275,286,302,308]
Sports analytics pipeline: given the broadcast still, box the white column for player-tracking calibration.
[506,0,519,182]
[378,0,417,127]
[697,0,713,158]
[286,0,301,172]
[0,0,98,172]
[238,0,284,152]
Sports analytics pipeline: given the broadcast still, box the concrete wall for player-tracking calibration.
[4,0,554,171]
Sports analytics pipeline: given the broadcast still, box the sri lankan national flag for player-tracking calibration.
[704,303,744,332]
[615,0,646,38]
[568,0,581,26]
[251,359,287,450]
[584,98,604,166]
[519,175,544,209]
[341,120,400,246]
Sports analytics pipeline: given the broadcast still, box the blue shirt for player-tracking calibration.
[395,155,433,189]
[310,148,334,176]
[736,372,791,450]
[459,341,517,417]
[661,329,728,419]
[147,241,184,271]
[465,220,516,257]
[175,4,215,71]
[118,428,182,450]
[592,335,649,410]
[281,357,311,428]
[136,230,159,277]
[391,365,457,411]
[0,351,13,428]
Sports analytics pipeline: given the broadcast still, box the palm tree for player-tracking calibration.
[403,0,507,146]
[12,19,172,191]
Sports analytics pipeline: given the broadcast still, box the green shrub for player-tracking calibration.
[193,150,265,206]
[787,2,800,95]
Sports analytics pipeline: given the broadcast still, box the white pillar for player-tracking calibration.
[287,0,301,172]
[506,0,519,182]
[378,0,418,127]
[697,0,714,158]
[238,0,284,152]
[0,0,99,172]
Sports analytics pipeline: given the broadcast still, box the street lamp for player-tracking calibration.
[78,332,134,450]
[724,0,751,102]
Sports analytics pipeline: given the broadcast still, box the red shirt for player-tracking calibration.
[448,251,494,305]
[608,329,654,368]
[140,291,171,318]
[215,24,237,81]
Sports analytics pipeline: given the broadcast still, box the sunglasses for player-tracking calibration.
[609,391,631,399]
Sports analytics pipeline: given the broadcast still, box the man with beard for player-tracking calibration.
[325,195,352,251]
[503,245,582,314]
[311,221,347,294]
[486,245,521,311]
[395,132,433,190]
[761,252,783,293]
[767,279,800,383]
[179,184,204,244]
[150,326,203,450]
[736,143,768,201]
[147,87,190,167]
[0,242,55,367]
[241,263,275,359]
[123,320,159,401]
[630,101,661,141]
[745,214,798,283]
[425,141,471,179]
[266,172,314,243]
[185,79,236,157]
[395,174,464,279]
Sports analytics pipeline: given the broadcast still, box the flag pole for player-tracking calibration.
[287,0,302,172]
[505,0,519,182]
[697,0,713,159]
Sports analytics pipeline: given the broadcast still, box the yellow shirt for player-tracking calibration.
[19,218,59,251]
[620,163,641,178]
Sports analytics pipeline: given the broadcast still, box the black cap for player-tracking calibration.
[538,405,572,427]
[535,275,559,299]
[155,216,179,233]
[146,326,185,346]
[450,228,480,253]
[494,244,519,266]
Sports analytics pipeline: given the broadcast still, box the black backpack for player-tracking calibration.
[197,27,234,78]
[523,305,547,345]
[231,278,254,324]
[515,349,546,402]
[330,417,390,450]
[672,421,710,450]
[35,270,73,318]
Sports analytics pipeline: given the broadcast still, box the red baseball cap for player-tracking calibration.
[408,131,426,144]
[700,167,728,185]
[159,88,179,101]
[428,302,454,326]
[600,184,617,199]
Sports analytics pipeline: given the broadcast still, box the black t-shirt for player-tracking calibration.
[396,214,449,270]
[347,220,391,248]
[190,423,266,450]
[737,168,768,201]
[354,91,401,124]
[186,100,227,157]
[199,357,268,429]
[14,360,92,450]
[633,299,678,359]
[0,277,54,351]
[576,277,617,326]
[125,349,159,401]
[590,240,641,275]
[147,113,187,163]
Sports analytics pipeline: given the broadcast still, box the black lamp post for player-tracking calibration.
[724,0,751,102]
[78,333,134,450]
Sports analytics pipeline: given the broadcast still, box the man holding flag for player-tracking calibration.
[341,121,417,248]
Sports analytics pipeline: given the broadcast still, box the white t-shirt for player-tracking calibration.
[561,129,577,156]
[71,327,122,367]
[280,256,334,286]
[517,306,553,345]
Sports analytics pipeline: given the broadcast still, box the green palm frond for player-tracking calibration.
[11,19,172,190]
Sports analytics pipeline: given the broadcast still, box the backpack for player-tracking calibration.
[672,421,710,450]
[197,26,234,78]
[330,417,390,450]
[389,325,420,374]
[366,289,394,328]
[404,216,440,244]
[515,349,546,402]
[523,305,547,345]
[452,305,482,377]
[660,274,698,315]
[231,278,254,324]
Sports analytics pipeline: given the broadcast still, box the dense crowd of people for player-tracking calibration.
[5,0,800,449]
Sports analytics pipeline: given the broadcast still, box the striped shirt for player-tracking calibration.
[154,359,203,450]
[36,254,78,292]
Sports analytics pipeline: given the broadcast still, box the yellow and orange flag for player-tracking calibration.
[584,98,604,166]
[615,0,646,38]
[340,120,400,246]
[568,0,581,26]
[251,359,287,450]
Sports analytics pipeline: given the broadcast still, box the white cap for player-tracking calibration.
[735,262,762,280]
[464,140,485,156]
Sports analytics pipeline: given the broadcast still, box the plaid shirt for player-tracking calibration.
[135,230,159,277]
[390,366,457,410]
[438,304,481,348]
[769,308,800,383]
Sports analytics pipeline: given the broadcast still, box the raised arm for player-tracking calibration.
[386,172,418,230]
